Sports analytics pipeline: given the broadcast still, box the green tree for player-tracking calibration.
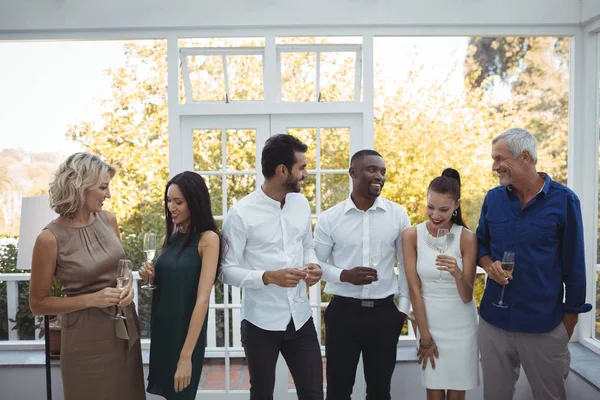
[465,37,569,184]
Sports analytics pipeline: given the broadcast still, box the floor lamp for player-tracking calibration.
[16,196,58,400]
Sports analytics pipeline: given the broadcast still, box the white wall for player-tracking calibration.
[582,0,600,24]
[0,0,583,34]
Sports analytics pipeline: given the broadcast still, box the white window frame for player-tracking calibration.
[179,46,266,104]
[1,22,599,361]
[275,43,363,103]
[576,20,600,355]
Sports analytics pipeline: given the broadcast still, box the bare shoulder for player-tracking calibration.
[402,226,417,242]
[460,227,477,245]
[199,230,220,247]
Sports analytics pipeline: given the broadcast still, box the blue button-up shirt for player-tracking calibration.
[476,173,592,333]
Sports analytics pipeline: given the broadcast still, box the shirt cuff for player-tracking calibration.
[251,271,267,288]
[563,303,592,314]
[323,264,343,283]
[397,296,410,315]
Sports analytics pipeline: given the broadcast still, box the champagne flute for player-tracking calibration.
[113,259,131,320]
[493,251,515,309]
[142,232,157,290]
[292,264,309,303]
[370,241,381,270]
[433,228,450,283]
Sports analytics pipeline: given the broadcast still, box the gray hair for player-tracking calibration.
[49,152,116,219]
[492,128,538,165]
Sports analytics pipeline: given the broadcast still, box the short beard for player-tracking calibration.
[284,176,301,193]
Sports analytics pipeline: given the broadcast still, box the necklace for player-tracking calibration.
[423,227,455,253]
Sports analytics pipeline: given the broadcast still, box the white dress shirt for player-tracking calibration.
[314,196,411,314]
[219,189,319,331]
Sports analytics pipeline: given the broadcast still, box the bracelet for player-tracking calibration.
[419,338,434,349]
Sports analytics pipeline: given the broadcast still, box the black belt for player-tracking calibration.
[334,295,394,308]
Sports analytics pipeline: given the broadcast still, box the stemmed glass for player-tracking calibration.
[433,229,450,283]
[142,233,157,290]
[292,264,309,303]
[492,251,515,309]
[113,259,131,320]
[370,241,381,270]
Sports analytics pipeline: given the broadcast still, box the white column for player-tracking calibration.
[569,28,599,342]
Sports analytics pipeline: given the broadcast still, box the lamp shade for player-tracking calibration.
[16,196,58,270]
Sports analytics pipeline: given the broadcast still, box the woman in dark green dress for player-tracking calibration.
[139,171,224,399]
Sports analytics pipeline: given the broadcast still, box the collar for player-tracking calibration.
[257,187,285,208]
[506,172,551,197]
[343,196,387,214]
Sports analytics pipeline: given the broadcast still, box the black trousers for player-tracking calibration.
[241,317,324,400]
[324,296,406,400]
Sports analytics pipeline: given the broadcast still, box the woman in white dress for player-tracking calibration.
[402,168,479,400]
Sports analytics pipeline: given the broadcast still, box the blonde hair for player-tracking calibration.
[49,153,116,219]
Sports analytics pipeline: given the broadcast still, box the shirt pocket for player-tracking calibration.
[529,219,559,245]
[486,213,509,238]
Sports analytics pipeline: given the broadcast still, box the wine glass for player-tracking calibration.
[433,229,450,283]
[292,264,309,303]
[142,232,157,290]
[493,251,515,309]
[370,241,381,269]
[113,259,131,320]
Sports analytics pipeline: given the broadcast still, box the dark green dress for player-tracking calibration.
[147,232,208,399]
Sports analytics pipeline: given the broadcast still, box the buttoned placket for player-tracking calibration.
[361,209,371,299]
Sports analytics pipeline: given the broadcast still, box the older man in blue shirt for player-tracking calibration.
[476,128,591,400]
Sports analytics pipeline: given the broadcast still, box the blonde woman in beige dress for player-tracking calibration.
[29,152,145,400]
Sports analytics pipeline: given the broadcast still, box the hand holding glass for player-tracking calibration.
[433,229,450,283]
[113,259,131,320]
[142,233,157,290]
[492,251,515,309]
[292,264,309,303]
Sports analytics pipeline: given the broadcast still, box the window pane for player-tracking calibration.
[320,52,356,102]
[226,129,256,171]
[226,55,264,101]
[302,174,317,215]
[321,174,349,212]
[287,128,317,168]
[321,128,350,169]
[227,174,256,211]
[185,55,225,101]
[281,52,316,102]
[193,129,222,171]
[205,175,224,217]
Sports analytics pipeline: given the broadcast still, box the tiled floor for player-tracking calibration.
[199,358,328,390]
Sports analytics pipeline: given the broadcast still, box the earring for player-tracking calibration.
[452,210,458,217]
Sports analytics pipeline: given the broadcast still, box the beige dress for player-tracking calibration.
[45,211,145,400]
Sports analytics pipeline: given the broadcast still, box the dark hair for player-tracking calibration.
[163,171,225,275]
[428,168,467,228]
[261,134,308,178]
[350,149,383,166]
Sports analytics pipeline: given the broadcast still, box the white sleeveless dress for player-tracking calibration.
[416,222,480,390]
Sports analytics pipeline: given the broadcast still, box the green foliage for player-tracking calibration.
[0,36,576,341]
[0,239,36,339]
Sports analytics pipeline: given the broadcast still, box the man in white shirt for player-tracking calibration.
[220,134,324,400]
[314,149,411,400]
